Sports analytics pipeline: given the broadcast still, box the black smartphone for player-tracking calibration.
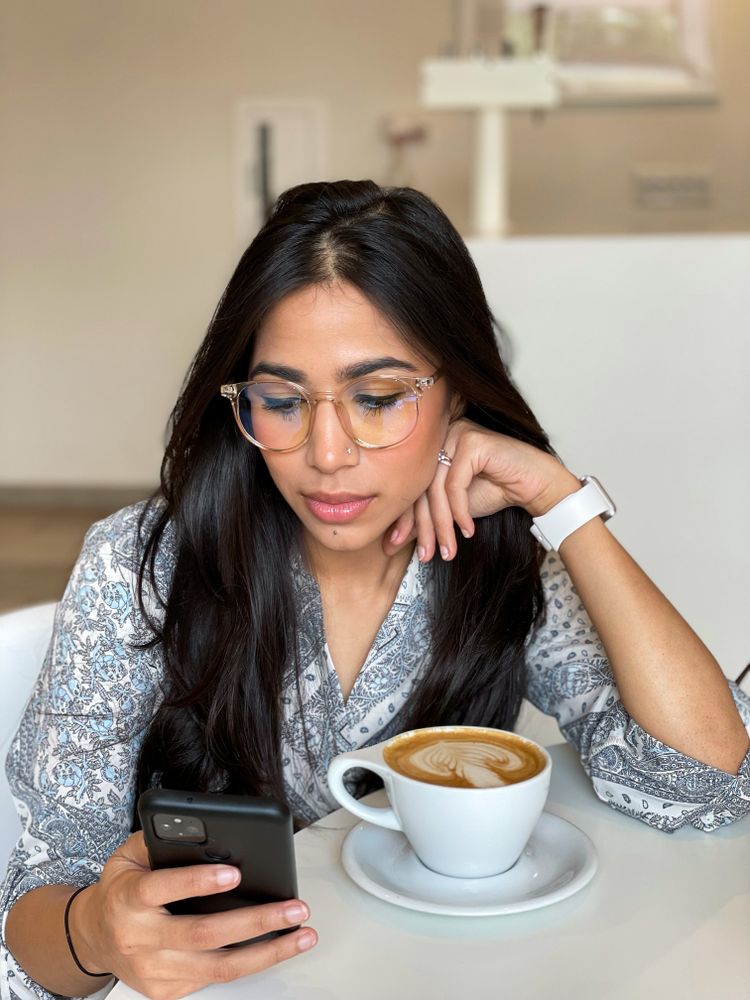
[138,788,299,946]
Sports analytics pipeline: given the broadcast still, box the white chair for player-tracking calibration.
[0,602,57,867]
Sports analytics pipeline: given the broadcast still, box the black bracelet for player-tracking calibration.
[63,886,112,978]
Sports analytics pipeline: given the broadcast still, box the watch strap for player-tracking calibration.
[530,475,616,552]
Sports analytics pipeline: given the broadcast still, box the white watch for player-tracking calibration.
[530,474,616,552]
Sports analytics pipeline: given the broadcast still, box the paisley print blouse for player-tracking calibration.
[2,500,749,999]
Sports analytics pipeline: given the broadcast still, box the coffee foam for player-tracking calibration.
[383,729,545,788]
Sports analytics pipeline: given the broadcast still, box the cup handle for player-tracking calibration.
[327,750,402,831]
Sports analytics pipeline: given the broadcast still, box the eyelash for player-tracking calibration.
[261,399,300,420]
[354,394,401,413]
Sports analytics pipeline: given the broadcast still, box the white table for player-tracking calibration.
[112,744,749,1000]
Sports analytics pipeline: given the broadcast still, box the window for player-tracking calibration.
[461,0,716,105]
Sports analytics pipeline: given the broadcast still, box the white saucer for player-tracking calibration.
[340,811,597,916]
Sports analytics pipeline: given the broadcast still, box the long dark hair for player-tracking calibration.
[132,180,557,830]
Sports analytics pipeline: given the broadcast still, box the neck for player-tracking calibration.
[301,531,416,599]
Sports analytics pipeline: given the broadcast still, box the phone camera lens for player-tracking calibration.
[204,849,232,862]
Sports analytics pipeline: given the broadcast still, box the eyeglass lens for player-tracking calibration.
[237,378,419,449]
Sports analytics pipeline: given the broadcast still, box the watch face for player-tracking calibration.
[581,475,616,518]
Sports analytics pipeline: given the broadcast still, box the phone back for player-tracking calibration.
[138,788,298,918]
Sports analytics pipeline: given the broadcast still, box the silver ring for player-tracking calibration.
[437,449,453,467]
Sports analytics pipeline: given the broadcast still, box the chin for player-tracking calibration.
[310,521,380,550]
[321,533,372,552]
[292,504,382,549]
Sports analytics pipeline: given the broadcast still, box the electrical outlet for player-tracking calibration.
[235,99,328,245]
[632,165,712,209]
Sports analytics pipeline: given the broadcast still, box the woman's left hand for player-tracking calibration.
[382,418,580,561]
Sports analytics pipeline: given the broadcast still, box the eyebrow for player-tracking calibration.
[248,356,420,383]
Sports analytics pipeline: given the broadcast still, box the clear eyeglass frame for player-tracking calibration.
[220,370,443,452]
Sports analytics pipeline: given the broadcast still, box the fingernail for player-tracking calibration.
[440,545,450,560]
[285,903,309,923]
[297,930,317,951]
[461,528,472,538]
[215,867,240,886]
[390,528,400,543]
[417,545,426,562]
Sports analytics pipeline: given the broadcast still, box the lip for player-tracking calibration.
[305,493,371,503]
[303,494,375,524]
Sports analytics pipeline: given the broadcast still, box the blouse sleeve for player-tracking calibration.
[0,503,167,1000]
[524,549,750,834]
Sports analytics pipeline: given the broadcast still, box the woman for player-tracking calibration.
[2,180,748,999]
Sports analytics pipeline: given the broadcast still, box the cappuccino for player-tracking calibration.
[328,725,552,877]
[383,727,545,788]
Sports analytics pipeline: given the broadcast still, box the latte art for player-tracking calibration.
[383,728,545,788]
[401,739,530,787]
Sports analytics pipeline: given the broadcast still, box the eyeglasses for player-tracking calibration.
[220,371,442,452]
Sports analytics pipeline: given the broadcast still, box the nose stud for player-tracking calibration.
[346,447,353,455]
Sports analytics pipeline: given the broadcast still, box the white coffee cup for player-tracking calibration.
[327,725,552,879]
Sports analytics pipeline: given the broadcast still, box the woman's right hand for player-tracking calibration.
[70,831,317,1000]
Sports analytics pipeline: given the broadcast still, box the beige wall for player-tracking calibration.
[1,0,748,486]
